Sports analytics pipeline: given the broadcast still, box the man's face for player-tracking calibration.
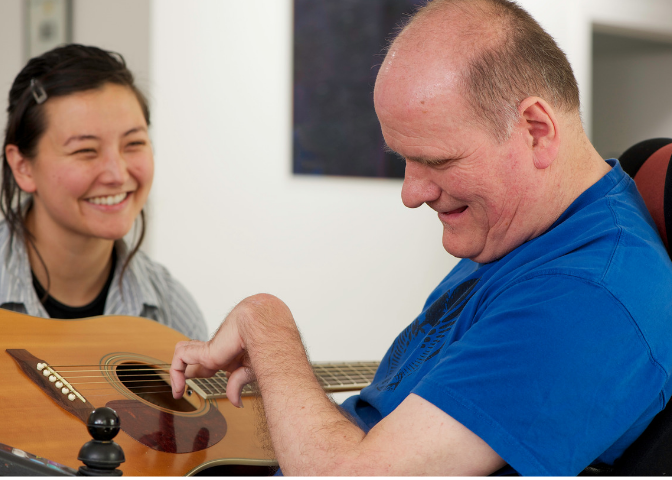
[374,56,538,264]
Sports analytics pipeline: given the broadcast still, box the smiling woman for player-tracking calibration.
[0,44,207,340]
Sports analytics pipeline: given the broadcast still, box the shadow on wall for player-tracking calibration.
[592,27,672,160]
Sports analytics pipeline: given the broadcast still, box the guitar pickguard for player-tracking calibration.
[107,399,226,453]
[99,352,228,453]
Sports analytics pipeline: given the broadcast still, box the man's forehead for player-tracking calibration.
[374,64,466,132]
[374,21,472,111]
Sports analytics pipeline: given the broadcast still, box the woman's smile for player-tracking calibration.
[86,192,130,207]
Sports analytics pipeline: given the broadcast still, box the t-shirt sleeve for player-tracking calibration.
[411,274,667,475]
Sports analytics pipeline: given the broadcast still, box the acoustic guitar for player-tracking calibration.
[1,310,378,476]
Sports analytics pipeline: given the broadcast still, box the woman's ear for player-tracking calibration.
[518,96,560,170]
[5,145,37,193]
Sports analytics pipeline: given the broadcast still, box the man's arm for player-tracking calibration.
[170,294,505,475]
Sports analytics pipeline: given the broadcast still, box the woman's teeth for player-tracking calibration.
[88,193,127,206]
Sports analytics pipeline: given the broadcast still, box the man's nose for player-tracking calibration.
[401,160,441,208]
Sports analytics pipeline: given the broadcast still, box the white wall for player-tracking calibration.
[72,0,151,94]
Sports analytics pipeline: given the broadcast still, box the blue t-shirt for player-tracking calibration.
[340,159,672,475]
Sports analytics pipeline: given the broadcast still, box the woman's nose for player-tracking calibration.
[99,150,129,184]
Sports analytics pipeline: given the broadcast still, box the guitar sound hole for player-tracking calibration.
[116,362,197,412]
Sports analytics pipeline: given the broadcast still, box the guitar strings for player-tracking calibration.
[42,364,376,408]
[47,365,376,378]
[45,363,171,369]
[29,362,377,410]
[52,369,375,386]
[60,372,375,387]
[48,364,377,376]
[38,362,377,401]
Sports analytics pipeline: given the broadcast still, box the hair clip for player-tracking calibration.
[30,78,47,105]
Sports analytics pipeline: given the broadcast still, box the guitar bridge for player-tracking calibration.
[36,361,86,403]
[6,349,95,423]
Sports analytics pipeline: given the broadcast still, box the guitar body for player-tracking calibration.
[1,310,275,476]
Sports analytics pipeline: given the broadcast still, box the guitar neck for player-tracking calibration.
[313,361,380,392]
[187,361,380,399]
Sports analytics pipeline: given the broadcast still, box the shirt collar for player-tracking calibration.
[0,216,158,317]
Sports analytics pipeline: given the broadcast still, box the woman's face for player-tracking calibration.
[21,83,154,244]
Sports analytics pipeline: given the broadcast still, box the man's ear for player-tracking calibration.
[5,145,37,193]
[518,96,560,170]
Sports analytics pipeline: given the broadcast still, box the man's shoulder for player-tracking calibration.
[506,170,664,284]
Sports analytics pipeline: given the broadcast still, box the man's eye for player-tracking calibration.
[73,148,96,155]
[427,158,456,168]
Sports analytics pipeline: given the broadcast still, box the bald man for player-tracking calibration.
[170,0,672,475]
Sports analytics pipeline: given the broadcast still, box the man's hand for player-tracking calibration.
[170,294,285,406]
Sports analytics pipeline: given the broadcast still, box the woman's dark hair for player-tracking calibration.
[1,44,151,296]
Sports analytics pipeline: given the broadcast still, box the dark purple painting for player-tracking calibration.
[293,0,424,178]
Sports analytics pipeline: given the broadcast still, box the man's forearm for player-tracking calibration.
[237,294,367,475]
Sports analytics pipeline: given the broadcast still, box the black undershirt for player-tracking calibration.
[32,250,117,319]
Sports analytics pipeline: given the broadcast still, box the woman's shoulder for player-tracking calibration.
[128,248,171,282]
[120,247,208,340]
[120,247,184,299]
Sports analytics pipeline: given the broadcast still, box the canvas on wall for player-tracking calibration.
[293,0,424,179]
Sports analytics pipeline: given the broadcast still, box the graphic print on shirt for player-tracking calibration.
[377,278,479,392]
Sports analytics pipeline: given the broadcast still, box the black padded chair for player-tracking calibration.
[583,138,672,476]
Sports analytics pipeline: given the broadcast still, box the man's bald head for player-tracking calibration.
[377,0,580,141]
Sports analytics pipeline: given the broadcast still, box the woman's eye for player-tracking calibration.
[126,141,146,148]
[73,148,96,155]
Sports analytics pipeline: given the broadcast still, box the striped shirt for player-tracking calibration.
[0,218,208,341]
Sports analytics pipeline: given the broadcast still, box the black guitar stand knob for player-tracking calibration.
[77,407,125,476]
